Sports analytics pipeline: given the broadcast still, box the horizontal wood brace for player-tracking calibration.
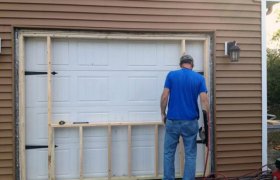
[52,121,163,128]
[20,31,209,41]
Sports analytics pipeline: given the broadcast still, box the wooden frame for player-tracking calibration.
[17,30,209,41]
[79,126,84,180]
[18,30,211,180]
[107,125,112,180]
[179,39,186,176]
[47,36,55,180]
[154,125,159,177]
[18,33,26,180]
[203,37,211,176]
[127,125,132,178]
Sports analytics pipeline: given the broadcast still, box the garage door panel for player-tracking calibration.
[51,107,108,123]
[112,141,129,176]
[25,36,207,179]
[26,149,48,180]
[109,73,128,104]
[83,127,108,177]
[52,72,162,107]
[132,126,154,175]
[25,76,47,108]
[77,39,109,67]
[26,74,77,108]
[51,39,184,71]
[52,39,70,66]
[128,76,158,102]
[53,110,75,123]
[84,148,108,177]
[160,42,181,66]
[186,41,205,72]
[196,144,206,174]
[55,146,79,178]
[132,147,154,175]
[26,108,48,145]
[128,111,159,122]
[84,127,107,138]
[50,107,187,123]
[67,101,160,108]
[52,63,182,71]
[54,131,80,178]
[26,107,80,144]
[77,112,109,122]
[127,41,158,66]
[73,106,160,122]
[69,71,165,103]
[27,147,81,179]
[55,128,79,143]
[53,76,72,103]
[34,113,48,141]
[77,76,110,101]
[25,38,47,71]
[111,126,128,176]
[50,70,164,122]
[36,76,47,102]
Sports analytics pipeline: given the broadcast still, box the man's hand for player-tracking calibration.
[160,88,169,124]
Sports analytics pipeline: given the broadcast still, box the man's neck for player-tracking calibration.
[181,64,192,70]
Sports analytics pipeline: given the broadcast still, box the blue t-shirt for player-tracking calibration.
[164,68,207,121]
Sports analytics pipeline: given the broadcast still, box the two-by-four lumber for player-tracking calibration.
[51,121,163,128]
[204,37,210,88]
[18,34,26,180]
[127,125,132,177]
[108,125,112,180]
[79,127,83,180]
[181,39,186,55]
[179,39,186,177]
[21,31,208,41]
[47,36,55,180]
[154,125,159,177]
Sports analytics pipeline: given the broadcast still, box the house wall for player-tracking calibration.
[0,0,262,179]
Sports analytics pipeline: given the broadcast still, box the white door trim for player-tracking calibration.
[261,0,268,170]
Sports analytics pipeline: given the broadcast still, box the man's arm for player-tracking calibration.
[160,88,169,124]
[200,92,209,113]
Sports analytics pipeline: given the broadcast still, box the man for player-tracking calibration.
[160,54,209,180]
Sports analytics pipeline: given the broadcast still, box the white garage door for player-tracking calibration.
[24,35,208,179]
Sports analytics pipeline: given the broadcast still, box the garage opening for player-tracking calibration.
[17,31,211,180]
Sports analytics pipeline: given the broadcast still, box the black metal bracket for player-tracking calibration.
[25,71,57,75]
[25,145,58,150]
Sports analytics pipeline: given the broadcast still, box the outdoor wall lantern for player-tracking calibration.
[224,41,240,62]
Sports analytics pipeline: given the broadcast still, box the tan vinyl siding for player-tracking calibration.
[217,136,262,144]
[0,0,262,178]
[216,104,262,111]
[0,24,14,180]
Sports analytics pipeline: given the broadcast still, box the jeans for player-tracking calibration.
[163,119,198,180]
